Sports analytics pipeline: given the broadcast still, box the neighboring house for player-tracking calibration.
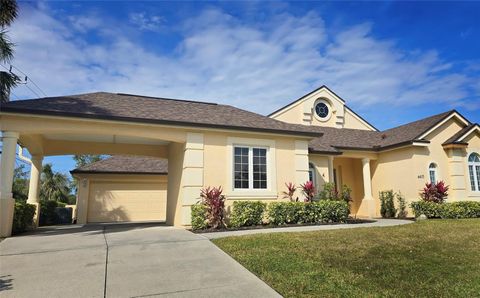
[0,85,479,235]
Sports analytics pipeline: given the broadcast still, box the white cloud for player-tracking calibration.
[129,12,164,32]
[7,3,479,116]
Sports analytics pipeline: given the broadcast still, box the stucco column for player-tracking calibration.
[327,156,334,183]
[446,148,467,201]
[294,140,310,200]
[357,158,375,218]
[0,131,19,237]
[166,133,204,227]
[75,177,90,224]
[27,155,43,227]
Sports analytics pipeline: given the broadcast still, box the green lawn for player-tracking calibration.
[213,220,480,298]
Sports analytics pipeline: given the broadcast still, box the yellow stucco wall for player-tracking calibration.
[371,147,417,216]
[308,155,330,188]
[270,87,374,130]
[371,117,477,216]
[203,131,307,205]
[332,157,365,214]
[343,109,373,130]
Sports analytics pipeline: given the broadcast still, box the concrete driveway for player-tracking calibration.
[0,224,280,298]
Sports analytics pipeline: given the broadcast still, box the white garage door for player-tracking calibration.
[87,181,167,223]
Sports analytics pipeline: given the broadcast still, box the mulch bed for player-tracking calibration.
[192,218,377,234]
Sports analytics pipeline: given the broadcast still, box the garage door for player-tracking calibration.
[87,181,167,223]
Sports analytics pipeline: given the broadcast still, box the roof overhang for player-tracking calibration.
[416,110,470,140]
[71,170,167,175]
[0,109,322,139]
[456,124,480,142]
[442,143,468,150]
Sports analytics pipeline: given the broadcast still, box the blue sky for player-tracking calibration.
[6,1,480,175]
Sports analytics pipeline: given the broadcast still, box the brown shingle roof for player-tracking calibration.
[308,110,466,153]
[378,110,455,147]
[443,123,479,145]
[0,92,321,138]
[71,155,168,174]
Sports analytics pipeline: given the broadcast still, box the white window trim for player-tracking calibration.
[226,137,277,199]
[233,146,269,191]
[428,162,438,183]
[467,151,480,192]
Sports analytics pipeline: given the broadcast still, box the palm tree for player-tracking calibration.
[0,0,18,103]
[40,164,72,204]
[73,155,105,168]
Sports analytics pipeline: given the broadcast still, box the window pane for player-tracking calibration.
[429,170,436,184]
[476,166,480,191]
[234,146,249,189]
[469,165,476,191]
[253,148,267,189]
[469,153,480,162]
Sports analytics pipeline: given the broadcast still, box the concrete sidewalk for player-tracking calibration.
[0,224,280,298]
[200,218,414,239]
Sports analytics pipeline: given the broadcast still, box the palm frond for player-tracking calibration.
[0,70,17,103]
[0,30,14,62]
[0,0,18,27]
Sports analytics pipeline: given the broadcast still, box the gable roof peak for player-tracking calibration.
[268,85,346,117]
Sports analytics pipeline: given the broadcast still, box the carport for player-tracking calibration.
[0,93,213,237]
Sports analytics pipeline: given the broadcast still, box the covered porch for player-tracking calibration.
[309,151,378,217]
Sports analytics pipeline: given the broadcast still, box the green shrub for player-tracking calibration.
[410,201,442,218]
[191,204,208,231]
[267,202,304,225]
[39,200,66,226]
[440,202,480,219]
[13,201,36,234]
[396,192,408,219]
[301,200,349,224]
[267,201,349,225]
[229,201,267,228]
[410,201,480,219]
[379,190,397,218]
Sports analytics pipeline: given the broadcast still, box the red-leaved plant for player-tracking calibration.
[420,181,449,203]
[300,181,315,202]
[282,182,298,201]
[200,186,226,229]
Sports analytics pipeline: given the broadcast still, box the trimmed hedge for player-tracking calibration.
[411,201,480,219]
[191,204,208,231]
[267,202,303,225]
[13,201,36,234]
[267,201,349,225]
[229,201,267,228]
[191,200,350,231]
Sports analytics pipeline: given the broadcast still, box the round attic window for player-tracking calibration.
[314,100,331,120]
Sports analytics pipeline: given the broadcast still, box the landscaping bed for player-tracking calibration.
[214,219,480,297]
[192,218,375,233]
